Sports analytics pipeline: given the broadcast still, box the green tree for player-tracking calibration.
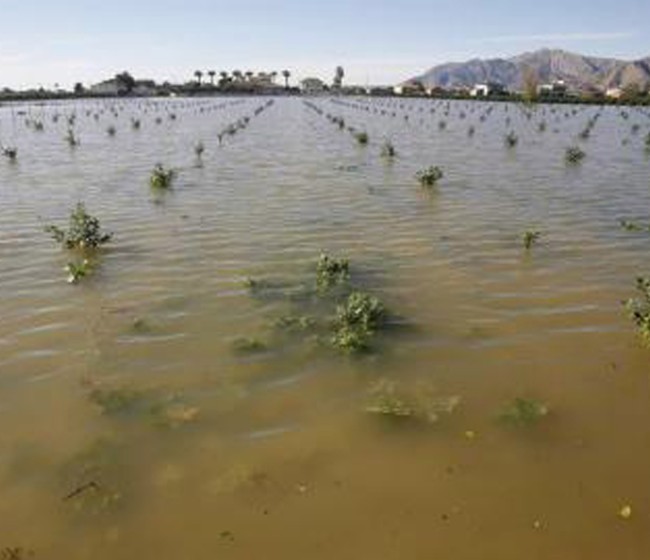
[333,66,344,89]
[194,70,203,85]
[208,70,216,86]
[115,71,136,95]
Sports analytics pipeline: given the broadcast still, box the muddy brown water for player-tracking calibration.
[1,96,650,559]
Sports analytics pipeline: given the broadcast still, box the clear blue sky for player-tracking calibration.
[0,0,648,89]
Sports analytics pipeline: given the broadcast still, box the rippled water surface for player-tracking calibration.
[2,96,650,559]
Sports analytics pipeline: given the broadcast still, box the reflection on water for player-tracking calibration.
[1,96,650,558]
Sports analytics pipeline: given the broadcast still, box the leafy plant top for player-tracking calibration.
[565,146,586,164]
[316,252,349,292]
[45,202,112,250]
[416,166,444,187]
[624,277,650,346]
[150,164,175,189]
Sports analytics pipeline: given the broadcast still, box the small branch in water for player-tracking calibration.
[63,481,99,501]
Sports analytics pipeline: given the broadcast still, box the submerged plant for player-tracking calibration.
[565,146,586,164]
[499,397,549,427]
[620,219,650,232]
[416,166,443,187]
[65,128,80,147]
[365,379,461,424]
[523,230,541,250]
[89,386,144,415]
[316,252,349,292]
[381,140,396,158]
[504,131,518,148]
[45,202,112,250]
[354,131,369,145]
[106,125,116,137]
[624,277,650,346]
[65,259,92,284]
[272,314,317,333]
[194,141,205,158]
[231,337,268,354]
[1,146,17,161]
[149,164,175,189]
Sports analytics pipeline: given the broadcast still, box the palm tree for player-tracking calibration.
[194,70,203,86]
[245,71,254,82]
[282,70,291,89]
[208,70,216,86]
[219,71,229,86]
[270,71,278,84]
[334,66,344,89]
[233,70,243,83]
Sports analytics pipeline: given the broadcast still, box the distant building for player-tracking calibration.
[470,82,506,98]
[300,77,326,94]
[90,78,120,96]
[367,86,394,96]
[605,87,623,99]
[132,80,157,96]
[393,81,426,96]
[537,79,568,97]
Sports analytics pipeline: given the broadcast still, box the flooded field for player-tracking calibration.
[1,95,650,559]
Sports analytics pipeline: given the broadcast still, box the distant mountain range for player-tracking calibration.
[408,49,650,91]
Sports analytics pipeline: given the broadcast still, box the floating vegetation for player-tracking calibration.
[149,164,175,189]
[499,397,549,427]
[45,202,112,251]
[416,166,443,187]
[565,145,586,164]
[380,140,396,158]
[365,379,460,424]
[624,277,650,346]
[231,337,268,354]
[331,291,387,353]
[523,230,541,250]
[316,252,349,293]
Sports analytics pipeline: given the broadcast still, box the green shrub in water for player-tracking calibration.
[45,202,112,250]
[416,166,443,187]
[565,146,585,164]
[316,252,349,292]
[523,230,541,250]
[624,277,650,347]
[150,164,175,189]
